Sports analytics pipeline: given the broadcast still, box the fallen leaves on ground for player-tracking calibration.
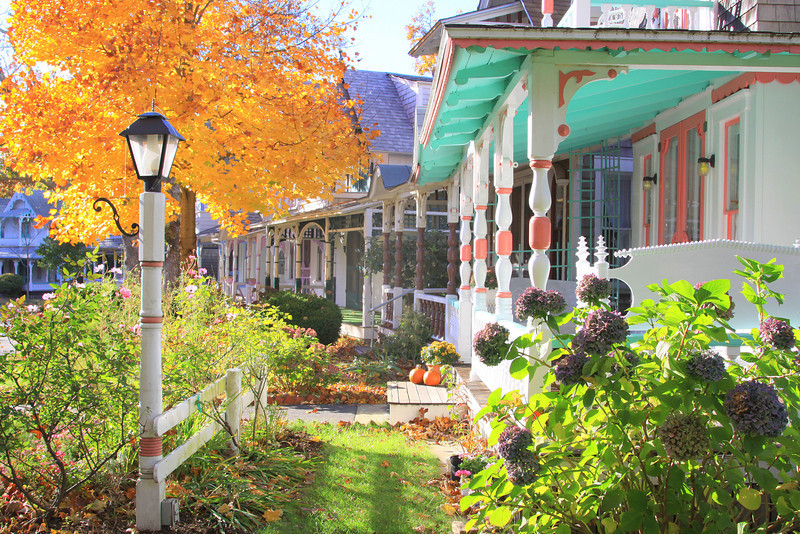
[392,415,468,443]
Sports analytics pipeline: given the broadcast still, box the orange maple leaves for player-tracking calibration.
[1,0,370,244]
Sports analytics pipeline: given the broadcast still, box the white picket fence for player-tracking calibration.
[150,367,268,484]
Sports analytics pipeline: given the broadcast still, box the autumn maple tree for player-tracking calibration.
[0,0,371,259]
[405,0,438,76]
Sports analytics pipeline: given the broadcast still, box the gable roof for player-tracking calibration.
[343,70,431,154]
[1,191,54,218]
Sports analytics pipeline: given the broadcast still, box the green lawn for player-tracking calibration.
[261,422,453,534]
[339,306,363,325]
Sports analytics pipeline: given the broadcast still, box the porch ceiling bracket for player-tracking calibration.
[454,56,526,86]
[558,65,630,109]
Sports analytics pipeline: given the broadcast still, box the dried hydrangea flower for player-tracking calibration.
[724,380,789,437]
[554,352,589,385]
[760,317,795,351]
[576,274,612,303]
[657,413,709,461]
[572,309,629,356]
[473,322,510,366]
[515,287,566,321]
[685,350,728,382]
[497,426,533,463]
[506,454,539,486]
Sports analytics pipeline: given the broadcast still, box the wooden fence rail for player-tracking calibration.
[151,367,267,484]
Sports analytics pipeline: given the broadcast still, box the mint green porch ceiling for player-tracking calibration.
[416,29,800,186]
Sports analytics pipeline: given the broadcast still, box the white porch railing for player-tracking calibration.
[558,0,715,29]
[150,367,267,484]
[608,239,800,331]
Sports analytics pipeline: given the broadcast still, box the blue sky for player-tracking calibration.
[316,0,471,74]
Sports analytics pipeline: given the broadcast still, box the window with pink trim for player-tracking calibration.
[724,118,741,239]
[659,111,706,244]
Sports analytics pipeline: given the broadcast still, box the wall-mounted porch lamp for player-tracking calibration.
[642,173,658,192]
[697,155,715,178]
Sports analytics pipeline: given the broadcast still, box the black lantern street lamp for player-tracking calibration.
[118,111,184,531]
[120,111,185,193]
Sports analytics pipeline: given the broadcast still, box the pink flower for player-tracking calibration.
[131,323,141,336]
[187,269,196,276]
[42,293,56,301]
[26,305,39,313]
[188,255,196,261]
[119,287,132,299]
[109,267,122,275]
[93,264,106,273]
[454,470,472,478]
[199,268,207,275]
[185,284,198,295]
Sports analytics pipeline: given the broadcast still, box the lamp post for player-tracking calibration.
[119,111,184,531]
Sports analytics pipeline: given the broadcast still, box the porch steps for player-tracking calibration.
[387,381,454,424]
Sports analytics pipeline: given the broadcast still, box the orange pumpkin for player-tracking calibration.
[423,369,441,386]
[409,366,425,384]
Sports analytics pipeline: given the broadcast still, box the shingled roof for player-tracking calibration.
[343,70,431,155]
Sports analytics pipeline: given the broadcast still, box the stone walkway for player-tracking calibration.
[277,403,390,425]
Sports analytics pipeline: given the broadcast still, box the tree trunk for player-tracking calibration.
[122,234,138,273]
[179,185,196,265]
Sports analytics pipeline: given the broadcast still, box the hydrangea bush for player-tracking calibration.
[462,257,800,533]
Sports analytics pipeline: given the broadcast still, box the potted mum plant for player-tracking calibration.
[420,341,459,372]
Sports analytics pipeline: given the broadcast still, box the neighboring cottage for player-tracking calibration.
[0,191,56,292]
[217,69,433,337]
[0,191,126,294]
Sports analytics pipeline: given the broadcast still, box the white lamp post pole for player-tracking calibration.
[118,111,184,531]
[136,190,166,530]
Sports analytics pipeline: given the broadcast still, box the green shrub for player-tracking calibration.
[377,310,433,365]
[0,273,25,296]
[0,269,139,523]
[464,257,800,533]
[260,290,342,345]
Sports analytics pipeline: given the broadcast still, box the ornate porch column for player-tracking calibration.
[446,177,460,296]
[272,230,281,290]
[414,191,429,296]
[494,106,517,321]
[393,199,405,327]
[525,64,624,288]
[324,220,334,300]
[458,151,475,360]
[264,230,273,289]
[294,226,302,293]
[472,139,491,314]
[381,201,392,319]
